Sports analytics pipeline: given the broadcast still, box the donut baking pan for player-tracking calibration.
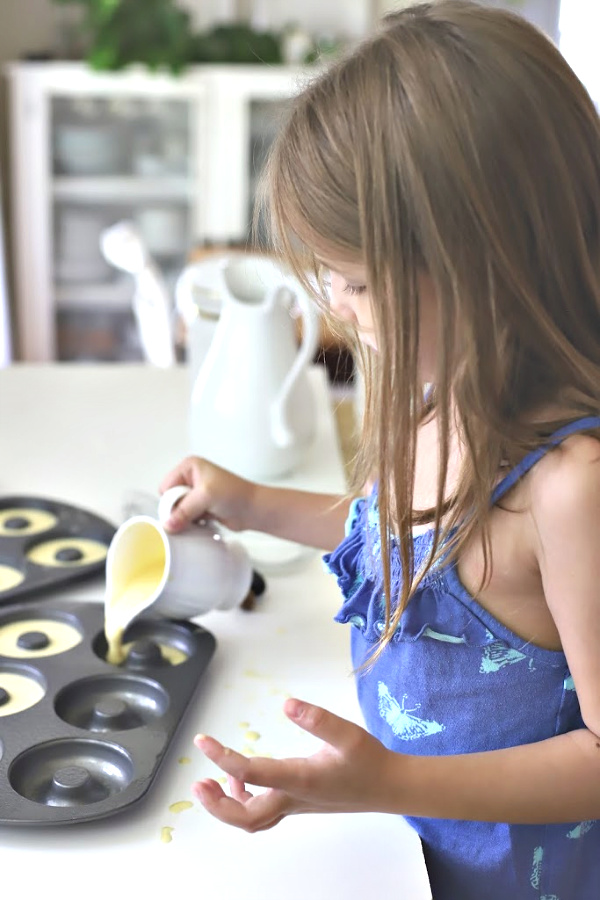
[0,600,215,824]
[0,496,116,605]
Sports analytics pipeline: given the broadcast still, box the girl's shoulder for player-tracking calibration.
[528,432,600,541]
[525,431,600,735]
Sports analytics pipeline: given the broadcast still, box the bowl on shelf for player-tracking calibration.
[54,124,124,177]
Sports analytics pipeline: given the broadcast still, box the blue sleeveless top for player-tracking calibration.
[324,417,600,900]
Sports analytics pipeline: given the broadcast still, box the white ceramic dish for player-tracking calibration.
[54,125,123,176]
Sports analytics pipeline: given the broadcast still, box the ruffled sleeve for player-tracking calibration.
[323,493,386,633]
[324,489,443,642]
[322,497,366,598]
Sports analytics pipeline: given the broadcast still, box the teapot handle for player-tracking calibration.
[158,485,219,536]
[157,485,194,526]
[270,280,320,448]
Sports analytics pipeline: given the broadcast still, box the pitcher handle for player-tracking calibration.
[175,261,224,325]
[157,485,193,525]
[158,484,217,533]
[270,280,320,448]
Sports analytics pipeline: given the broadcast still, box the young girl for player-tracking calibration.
[160,3,600,897]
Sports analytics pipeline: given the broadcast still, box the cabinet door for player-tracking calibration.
[52,93,198,362]
[8,65,207,362]
[202,68,305,245]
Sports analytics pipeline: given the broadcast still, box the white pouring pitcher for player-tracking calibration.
[175,255,225,387]
[104,486,253,664]
[188,255,320,481]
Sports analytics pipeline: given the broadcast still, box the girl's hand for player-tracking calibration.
[159,456,257,533]
[191,699,397,832]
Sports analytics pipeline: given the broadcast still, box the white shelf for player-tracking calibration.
[52,176,194,203]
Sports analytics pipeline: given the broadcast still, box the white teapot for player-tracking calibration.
[104,486,253,665]
[185,254,320,481]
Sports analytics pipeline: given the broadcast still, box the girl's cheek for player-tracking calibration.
[329,287,355,323]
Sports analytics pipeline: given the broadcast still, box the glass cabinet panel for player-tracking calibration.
[49,95,195,361]
[51,96,192,179]
[248,98,289,244]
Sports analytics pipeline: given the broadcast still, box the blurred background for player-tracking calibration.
[0,0,596,374]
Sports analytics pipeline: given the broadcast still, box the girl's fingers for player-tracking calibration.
[164,490,210,530]
[195,734,306,792]
[283,698,365,751]
[193,698,366,793]
[191,706,374,830]
[158,458,195,494]
[227,774,253,802]
[192,779,287,832]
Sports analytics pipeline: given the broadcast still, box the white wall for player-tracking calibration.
[483,0,561,40]
[560,0,600,105]
[0,0,63,63]
[377,0,561,40]
[180,0,371,38]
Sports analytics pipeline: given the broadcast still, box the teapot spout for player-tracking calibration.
[104,517,170,664]
[105,518,169,618]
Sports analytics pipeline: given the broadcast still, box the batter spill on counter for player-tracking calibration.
[169,800,193,814]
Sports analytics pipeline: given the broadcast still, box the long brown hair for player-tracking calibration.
[260,0,600,655]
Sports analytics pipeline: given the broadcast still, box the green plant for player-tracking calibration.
[53,0,319,71]
[190,24,283,65]
[52,0,195,72]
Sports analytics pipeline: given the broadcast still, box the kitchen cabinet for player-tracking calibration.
[5,62,309,362]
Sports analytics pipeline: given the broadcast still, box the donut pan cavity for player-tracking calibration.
[0,496,116,605]
[0,601,215,824]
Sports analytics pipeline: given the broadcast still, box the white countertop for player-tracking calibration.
[0,363,431,900]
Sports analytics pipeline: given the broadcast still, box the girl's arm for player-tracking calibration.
[250,485,351,551]
[160,455,350,551]
[392,727,600,823]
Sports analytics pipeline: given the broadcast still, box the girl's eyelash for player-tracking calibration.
[343,283,367,296]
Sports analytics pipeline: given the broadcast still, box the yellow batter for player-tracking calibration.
[0,672,45,716]
[0,618,82,658]
[119,639,187,667]
[105,562,165,665]
[0,564,25,593]
[168,800,193,814]
[27,537,108,568]
[0,507,58,537]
